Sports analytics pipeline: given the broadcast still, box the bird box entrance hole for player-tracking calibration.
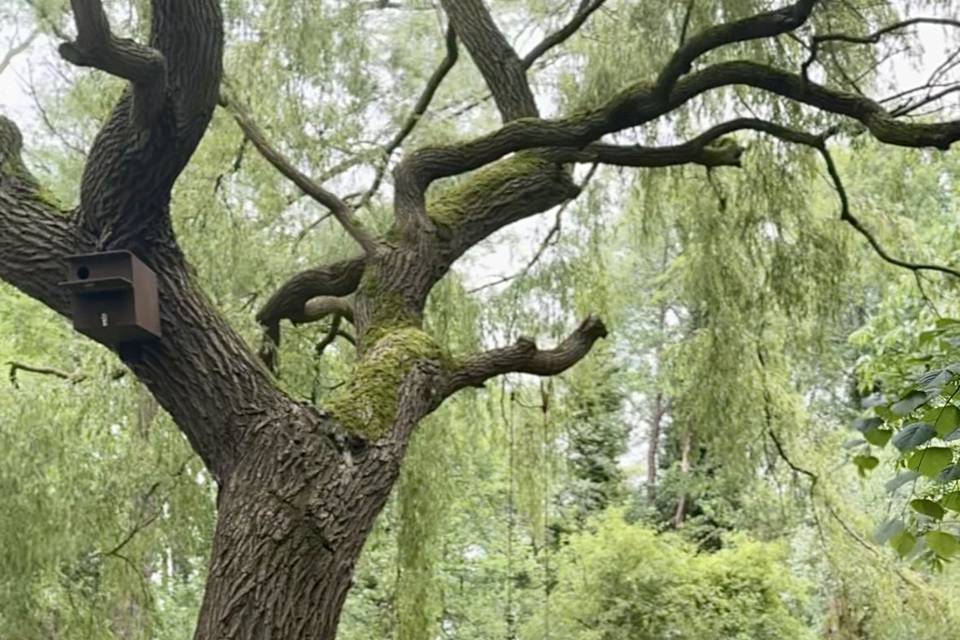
[61,251,161,359]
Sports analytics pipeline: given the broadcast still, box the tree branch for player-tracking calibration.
[441,315,608,398]
[521,0,606,68]
[804,17,960,81]
[359,24,459,208]
[396,58,960,210]
[257,257,367,328]
[656,0,818,98]
[440,0,539,121]
[220,89,378,254]
[301,296,355,326]
[815,144,960,279]
[59,0,166,126]
[546,137,745,167]
[0,116,85,316]
[8,361,87,387]
[0,28,38,76]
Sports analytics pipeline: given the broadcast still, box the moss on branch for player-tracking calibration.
[427,151,554,227]
[327,327,443,439]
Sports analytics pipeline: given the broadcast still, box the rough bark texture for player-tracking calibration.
[4,0,960,636]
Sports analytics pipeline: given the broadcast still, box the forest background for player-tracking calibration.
[3,0,960,638]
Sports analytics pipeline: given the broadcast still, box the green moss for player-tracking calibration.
[357,268,420,347]
[327,327,443,439]
[427,152,551,227]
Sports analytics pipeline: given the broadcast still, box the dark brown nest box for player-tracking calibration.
[61,251,161,345]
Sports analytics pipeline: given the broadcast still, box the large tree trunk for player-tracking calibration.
[192,411,406,638]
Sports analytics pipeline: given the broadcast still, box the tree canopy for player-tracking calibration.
[2,0,960,637]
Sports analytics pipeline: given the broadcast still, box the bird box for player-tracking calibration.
[61,251,161,345]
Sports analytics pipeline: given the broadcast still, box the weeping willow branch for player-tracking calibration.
[219,88,377,254]
[816,145,960,280]
[7,361,87,387]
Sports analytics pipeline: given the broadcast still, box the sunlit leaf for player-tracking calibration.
[910,499,945,520]
[926,531,959,559]
[907,448,953,478]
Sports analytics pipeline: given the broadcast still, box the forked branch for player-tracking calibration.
[59,0,166,126]
[441,0,539,121]
[656,0,818,97]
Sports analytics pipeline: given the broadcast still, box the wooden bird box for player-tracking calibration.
[61,251,161,345]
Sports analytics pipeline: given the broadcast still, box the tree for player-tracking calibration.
[2,0,960,637]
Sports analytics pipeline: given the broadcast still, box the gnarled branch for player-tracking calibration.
[441,315,608,398]
[59,0,166,126]
[257,257,366,328]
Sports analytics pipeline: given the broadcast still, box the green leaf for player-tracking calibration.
[864,427,892,447]
[942,492,960,512]
[853,416,883,433]
[936,465,960,484]
[910,498,946,520]
[892,390,929,416]
[892,422,936,452]
[932,404,960,438]
[874,518,905,544]
[907,447,953,478]
[891,530,917,557]
[918,369,953,393]
[885,471,920,493]
[853,455,879,476]
[926,531,959,559]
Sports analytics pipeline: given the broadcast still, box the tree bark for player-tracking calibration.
[646,392,665,505]
[8,0,958,636]
[674,430,692,528]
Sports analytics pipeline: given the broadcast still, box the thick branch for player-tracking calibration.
[428,153,579,261]
[220,89,378,254]
[547,138,744,167]
[397,58,960,205]
[0,116,84,316]
[301,296,355,326]
[441,315,607,397]
[257,257,366,328]
[657,0,818,97]
[59,0,166,126]
[440,0,539,121]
